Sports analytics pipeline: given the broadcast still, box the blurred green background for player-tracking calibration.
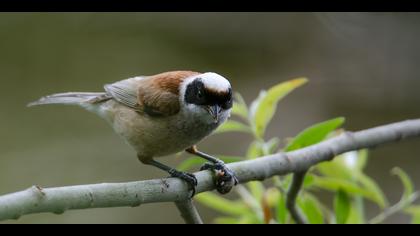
[0,12,419,223]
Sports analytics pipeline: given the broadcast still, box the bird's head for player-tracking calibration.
[181,72,232,124]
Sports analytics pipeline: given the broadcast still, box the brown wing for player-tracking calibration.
[104,76,143,111]
[105,71,200,117]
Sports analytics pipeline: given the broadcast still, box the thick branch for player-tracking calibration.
[0,119,419,221]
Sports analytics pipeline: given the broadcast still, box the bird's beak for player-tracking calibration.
[206,105,221,123]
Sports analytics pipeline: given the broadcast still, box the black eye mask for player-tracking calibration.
[185,78,232,109]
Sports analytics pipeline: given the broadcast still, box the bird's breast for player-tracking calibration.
[98,100,224,159]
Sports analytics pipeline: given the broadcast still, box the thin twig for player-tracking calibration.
[286,171,308,224]
[368,192,420,224]
[174,200,203,224]
[0,119,419,221]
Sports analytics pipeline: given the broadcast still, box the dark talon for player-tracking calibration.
[200,162,214,171]
[200,162,238,194]
[169,169,198,198]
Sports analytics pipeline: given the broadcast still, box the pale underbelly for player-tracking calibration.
[98,100,219,159]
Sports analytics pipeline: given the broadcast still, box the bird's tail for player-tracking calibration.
[27,92,109,107]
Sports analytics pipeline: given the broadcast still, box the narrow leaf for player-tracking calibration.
[213,217,240,224]
[246,141,263,159]
[316,158,354,180]
[356,149,369,171]
[285,117,345,151]
[405,205,420,224]
[215,120,252,134]
[346,199,365,224]
[249,90,267,129]
[334,189,351,224]
[276,193,288,224]
[253,78,308,138]
[303,174,315,188]
[231,92,249,120]
[265,187,281,208]
[392,167,414,201]
[312,176,385,207]
[265,137,281,154]
[316,152,387,208]
[405,205,420,215]
[177,158,205,172]
[235,185,262,214]
[357,173,388,208]
[247,181,265,201]
[195,192,250,216]
[412,215,420,224]
[298,193,324,224]
[237,214,264,224]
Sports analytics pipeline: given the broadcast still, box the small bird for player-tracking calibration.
[28,70,238,196]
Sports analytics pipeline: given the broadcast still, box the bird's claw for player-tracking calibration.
[200,162,238,194]
[169,170,198,198]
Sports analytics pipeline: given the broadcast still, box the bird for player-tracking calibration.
[28,70,238,196]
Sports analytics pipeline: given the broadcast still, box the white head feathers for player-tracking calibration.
[198,72,231,92]
[179,72,231,102]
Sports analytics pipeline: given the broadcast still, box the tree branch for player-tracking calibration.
[286,171,307,224]
[368,192,420,224]
[0,119,419,222]
[174,200,203,224]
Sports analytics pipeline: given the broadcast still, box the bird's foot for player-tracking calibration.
[200,161,238,194]
[169,169,198,198]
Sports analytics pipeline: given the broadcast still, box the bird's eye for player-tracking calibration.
[197,90,203,99]
[221,98,233,109]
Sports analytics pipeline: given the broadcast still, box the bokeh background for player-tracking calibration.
[0,12,419,223]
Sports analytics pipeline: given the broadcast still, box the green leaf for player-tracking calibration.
[316,152,388,208]
[405,205,420,224]
[334,189,351,224]
[280,174,293,191]
[346,198,365,224]
[298,193,324,224]
[276,193,288,224]
[237,214,264,224]
[412,215,420,224]
[247,181,265,201]
[303,174,315,188]
[356,149,369,171]
[246,141,263,159]
[195,192,250,216]
[285,117,345,151]
[177,155,243,171]
[391,167,414,201]
[235,185,261,212]
[405,205,420,215]
[316,157,354,180]
[249,90,267,130]
[253,78,308,138]
[262,137,280,155]
[231,92,249,121]
[213,217,240,224]
[312,176,385,207]
[357,173,388,208]
[265,187,281,208]
[177,158,205,171]
[214,120,252,134]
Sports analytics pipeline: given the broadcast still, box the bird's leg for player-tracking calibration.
[186,146,238,194]
[141,158,198,198]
